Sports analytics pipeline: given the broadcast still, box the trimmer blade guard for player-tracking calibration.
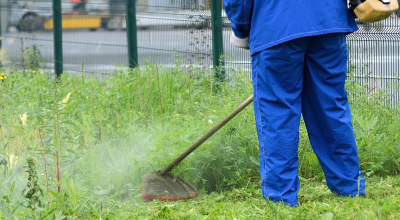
[142,173,198,202]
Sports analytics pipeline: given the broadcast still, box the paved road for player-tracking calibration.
[3,28,214,71]
[2,16,400,79]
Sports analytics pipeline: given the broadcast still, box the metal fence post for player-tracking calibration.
[211,0,224,78]
[53,0,63,77]
[0,0,3,50]
[0,1,2,50]
[126,0,138,69]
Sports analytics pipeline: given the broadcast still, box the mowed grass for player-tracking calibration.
[0,65,399,219]
[117,175,400,219]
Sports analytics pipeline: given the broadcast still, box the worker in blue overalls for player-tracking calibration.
[223,0,366,206]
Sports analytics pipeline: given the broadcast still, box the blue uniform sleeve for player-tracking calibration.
[223,0,253,38]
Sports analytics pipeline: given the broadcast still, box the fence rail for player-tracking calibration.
[0,0,399,106]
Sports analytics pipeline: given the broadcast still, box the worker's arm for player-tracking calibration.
[223,0,253,49]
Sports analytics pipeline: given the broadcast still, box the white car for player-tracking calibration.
[9,0,69,31]
[9,0,106,31]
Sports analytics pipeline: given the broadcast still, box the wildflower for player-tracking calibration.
[200,112,202,115]
[32,70,36,74]
[203,119,205,121]
[83,192,86,195]
[0,73,3,75]
[29,103,32,107]
[62,92,72,104]
[40,72,43,75]
[20,113,28,126]
[176,114,179,116]
[86,96,89,99]
[195,102,198,104]
[0,75,6,82]
[208,119,213,124]
[213,110,216,112]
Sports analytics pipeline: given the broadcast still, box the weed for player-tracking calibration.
[19,44,43,73]
[0,63,399,218]
[39,129,49,193]
[23,157,44,210]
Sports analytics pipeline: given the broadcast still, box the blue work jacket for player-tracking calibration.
[223,0,358,55]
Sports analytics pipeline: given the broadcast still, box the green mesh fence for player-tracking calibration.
[0,0,399,106]
[346,17,400,107]
[0,0,214,76]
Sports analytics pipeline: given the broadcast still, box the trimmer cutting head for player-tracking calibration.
[142,172,198,202]
[141,96,254,203]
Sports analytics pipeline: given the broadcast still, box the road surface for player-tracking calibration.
[2,16,399,82]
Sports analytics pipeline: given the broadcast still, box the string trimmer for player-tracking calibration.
[142,95,254,202]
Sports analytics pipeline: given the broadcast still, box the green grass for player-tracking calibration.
[0,63,399,219]
[116,175,400,219]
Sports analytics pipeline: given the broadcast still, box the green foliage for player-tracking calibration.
[19,44,43,73]
[115,176,400,219]
[346,72,400,177]
[0,62,399,218]
[24,157,44,210]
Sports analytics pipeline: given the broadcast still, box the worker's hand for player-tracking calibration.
[230,31,250,50]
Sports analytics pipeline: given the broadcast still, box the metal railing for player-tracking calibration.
[0,0,399,106]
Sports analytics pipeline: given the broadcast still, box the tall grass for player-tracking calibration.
[0,63,399,218]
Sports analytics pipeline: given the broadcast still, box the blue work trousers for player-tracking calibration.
[251,33,365,207]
